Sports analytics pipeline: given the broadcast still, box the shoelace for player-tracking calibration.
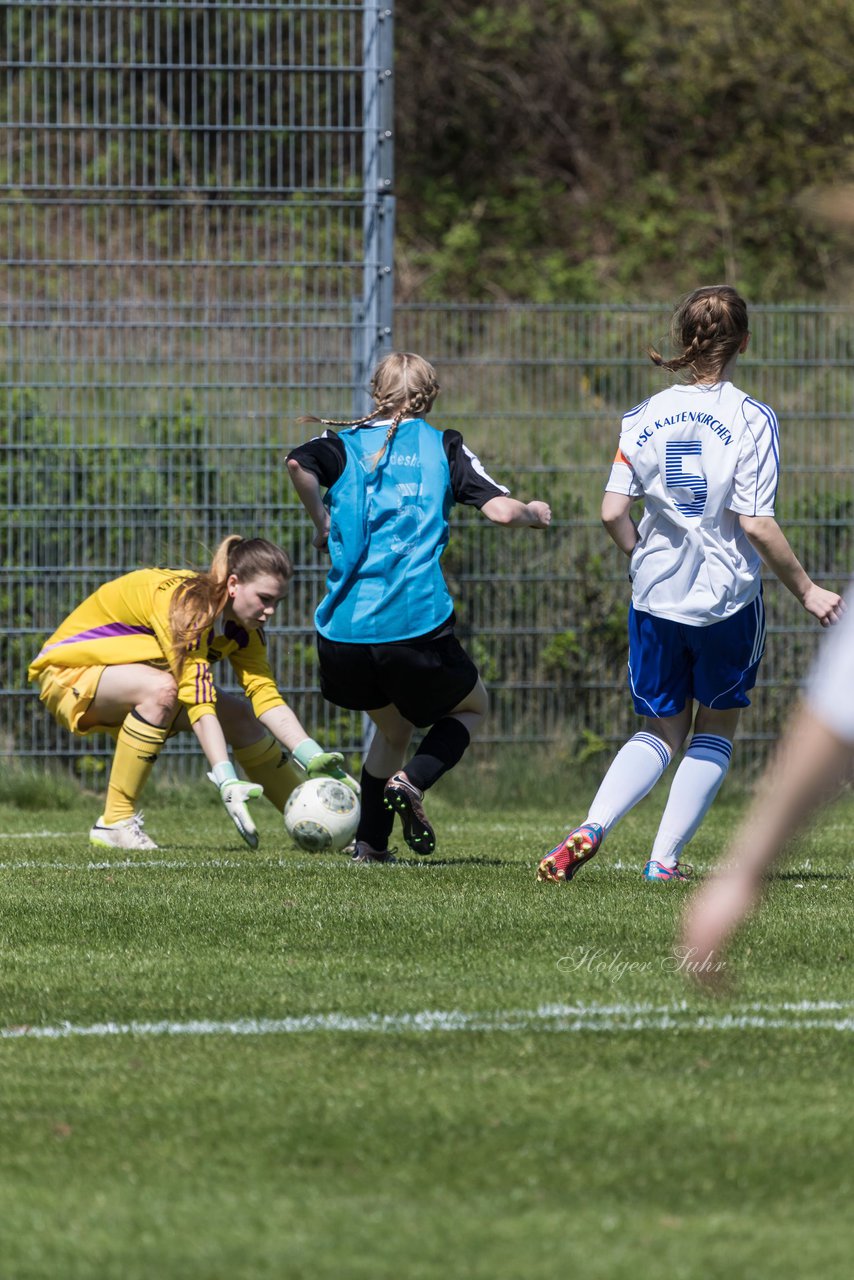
[651,860,693,879]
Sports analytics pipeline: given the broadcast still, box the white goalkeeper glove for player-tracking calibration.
[208,761,264,849]
[291,738,360,795]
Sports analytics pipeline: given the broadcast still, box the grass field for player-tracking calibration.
[1,775,853,1279]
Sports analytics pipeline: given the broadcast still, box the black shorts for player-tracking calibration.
[317,622,479,728]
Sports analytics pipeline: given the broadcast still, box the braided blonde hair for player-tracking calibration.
[299,352,440,469]
[649,286,749,382]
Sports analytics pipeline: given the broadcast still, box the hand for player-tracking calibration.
[312,516,331,554]
[291,737,360,794]
[802,585,846,627]
[304,750,361,795]
[680,869,759,996]
[209,775,264,849]
[527,501,551,529]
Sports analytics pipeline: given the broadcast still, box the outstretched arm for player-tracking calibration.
[192,708,233,772]
[259,704,359,793]
[739,515,845,625]
[480,496,551,528]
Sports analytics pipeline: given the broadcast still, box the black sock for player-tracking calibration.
[403,717,471,792]
[356,766,396,850]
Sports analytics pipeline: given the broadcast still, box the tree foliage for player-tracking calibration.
[0,0,851,302]
[395,0,854,301]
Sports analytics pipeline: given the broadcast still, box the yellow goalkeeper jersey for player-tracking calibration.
[28,568,285,726]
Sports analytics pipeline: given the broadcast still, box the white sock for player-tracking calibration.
[586,731,672,837]
[650,734,733,867]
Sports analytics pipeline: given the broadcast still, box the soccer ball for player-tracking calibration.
[284,777,360,852]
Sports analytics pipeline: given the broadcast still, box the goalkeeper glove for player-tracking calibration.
[208,761,264,849]
[291,737,360,795]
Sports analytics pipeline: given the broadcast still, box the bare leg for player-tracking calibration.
[640,705,693,755]
[77,665,178,828]
[364,704,415,777]
[382,680,490,854]
[78,663,178,731]
[693,705,741,740]
[445,676,489,738]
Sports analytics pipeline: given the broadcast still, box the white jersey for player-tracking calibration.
[606,380,780,625]
[807,581,854,744]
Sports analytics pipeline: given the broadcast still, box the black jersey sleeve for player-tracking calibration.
[443,430,511,509]
[286,431,347,488]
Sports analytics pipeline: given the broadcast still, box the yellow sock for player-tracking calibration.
[235,733,301,813]
[104,711,170,823]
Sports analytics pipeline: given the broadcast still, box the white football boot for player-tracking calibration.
[89,812,159,852]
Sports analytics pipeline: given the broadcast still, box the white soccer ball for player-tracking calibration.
[284,777,360,852]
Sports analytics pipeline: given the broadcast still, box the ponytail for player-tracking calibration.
[364,407,406,472]
[168,535,292,678]
[649,286,749,381]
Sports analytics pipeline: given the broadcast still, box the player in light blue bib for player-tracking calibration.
[289,352,551,862]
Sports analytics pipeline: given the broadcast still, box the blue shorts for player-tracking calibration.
[627,595,766,717]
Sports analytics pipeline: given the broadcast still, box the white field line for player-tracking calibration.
[0,856,263,870]
[0,854,721,874]
[0,853,840,878]
[3,1001,854,1041]
[0,832,76,840]
[0,856,366,872]
[0,838,841,880]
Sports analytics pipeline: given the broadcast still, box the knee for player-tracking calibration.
[383,725,414,755]
[644,715,686,756]
[471,685,489,718]
[137,672,178,725]
[455,679,489,720]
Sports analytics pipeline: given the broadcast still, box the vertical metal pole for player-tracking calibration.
[359,2,395,760]
[356,1,394,417]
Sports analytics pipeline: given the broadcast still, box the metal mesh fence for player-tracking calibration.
[395,304,853,769]
[0,0,394,777]
[1,4,851,782]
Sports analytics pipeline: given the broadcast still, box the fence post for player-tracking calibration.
[356,0,395,417]
[357,2,395,761]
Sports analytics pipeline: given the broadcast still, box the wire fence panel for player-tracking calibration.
[392,303,853,769]
[0,0,388,779]
[1,4,851,780]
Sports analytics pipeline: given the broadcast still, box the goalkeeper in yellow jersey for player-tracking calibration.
[29,535,357,852]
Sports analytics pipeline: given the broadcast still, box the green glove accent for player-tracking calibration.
[292,738,360,794]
